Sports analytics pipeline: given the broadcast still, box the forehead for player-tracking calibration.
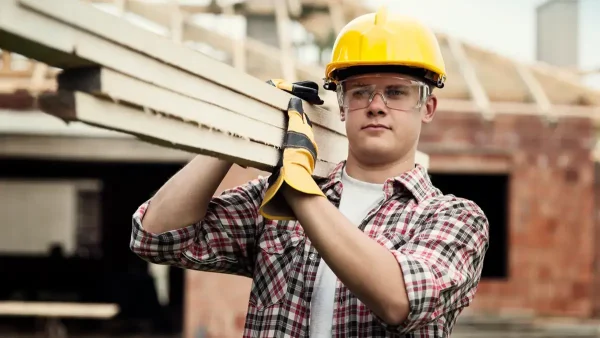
[344,73,420,87]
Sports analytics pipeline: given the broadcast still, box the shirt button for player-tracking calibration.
[309,254,316,260]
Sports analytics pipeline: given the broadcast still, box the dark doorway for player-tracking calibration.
[0,157,186,335]
[429,172,509,279]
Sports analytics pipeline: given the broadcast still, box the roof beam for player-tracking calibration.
[514,62,554,123]
[445,35,494,120]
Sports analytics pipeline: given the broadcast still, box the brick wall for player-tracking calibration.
[593,163,600,317]
[420,111,596,318]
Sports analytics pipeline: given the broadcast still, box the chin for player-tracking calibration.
[352,146,397,164]
[361,137,395,153]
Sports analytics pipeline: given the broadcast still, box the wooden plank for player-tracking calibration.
[88,0,339,108]
[1,0,344,135]
[38,89,332,174]
[55,67,284,147]
[0,301,119,318]
[0,0,430,173]
[49,66,347,176]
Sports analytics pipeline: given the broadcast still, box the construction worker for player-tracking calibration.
[130,6,489,337]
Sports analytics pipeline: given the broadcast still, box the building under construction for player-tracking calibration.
[0,0,599,337]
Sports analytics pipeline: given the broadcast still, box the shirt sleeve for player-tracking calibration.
[129,175,269,278]
[376,198,490,334]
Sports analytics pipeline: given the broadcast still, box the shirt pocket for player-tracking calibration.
[250,225,304,309]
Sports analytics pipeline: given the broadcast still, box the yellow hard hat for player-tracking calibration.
[324,6,447,89]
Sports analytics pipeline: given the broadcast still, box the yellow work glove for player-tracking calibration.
[266,79,325,105]
[259,97,326,221]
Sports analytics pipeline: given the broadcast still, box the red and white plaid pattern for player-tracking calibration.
[130,161,489,337]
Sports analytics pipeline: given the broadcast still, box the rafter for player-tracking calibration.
[445,35,494,120]
[514,62,554,123]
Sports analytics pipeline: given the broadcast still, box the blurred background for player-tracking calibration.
[0,0,599,337]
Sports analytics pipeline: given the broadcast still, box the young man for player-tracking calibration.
[130,6,489,338]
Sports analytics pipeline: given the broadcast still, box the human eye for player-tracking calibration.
[385,87,409,98]
[351,87,371,99]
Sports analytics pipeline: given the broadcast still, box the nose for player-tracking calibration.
[367,92,388,116]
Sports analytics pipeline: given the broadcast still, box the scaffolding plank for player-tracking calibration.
[37,90,337,175]
[52,66,347,176]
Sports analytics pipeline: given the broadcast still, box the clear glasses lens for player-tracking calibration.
[337,76,429,112]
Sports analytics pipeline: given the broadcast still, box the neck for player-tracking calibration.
[345,149,416,184]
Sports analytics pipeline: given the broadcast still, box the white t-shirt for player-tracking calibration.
[309,167,385,337]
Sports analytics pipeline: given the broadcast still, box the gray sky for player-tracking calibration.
[368,0,600,88]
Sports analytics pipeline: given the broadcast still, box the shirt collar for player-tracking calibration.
[317,160,437,204]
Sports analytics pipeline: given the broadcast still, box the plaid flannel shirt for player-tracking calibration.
[130,161,489,337]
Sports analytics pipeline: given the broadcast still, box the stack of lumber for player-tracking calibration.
[0,0,429,177]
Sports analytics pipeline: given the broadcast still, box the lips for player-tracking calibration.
[362,124,390,130]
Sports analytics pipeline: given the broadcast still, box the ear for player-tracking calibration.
[421,94,437,124]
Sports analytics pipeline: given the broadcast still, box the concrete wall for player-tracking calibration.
[0,179,99,256]
[420,111,596,318]
[536,0,580,67]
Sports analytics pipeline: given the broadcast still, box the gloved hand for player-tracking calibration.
[266,79,325,105]
[259,97,325,220]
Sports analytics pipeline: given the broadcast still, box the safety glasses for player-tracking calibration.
[336,74,431,112]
